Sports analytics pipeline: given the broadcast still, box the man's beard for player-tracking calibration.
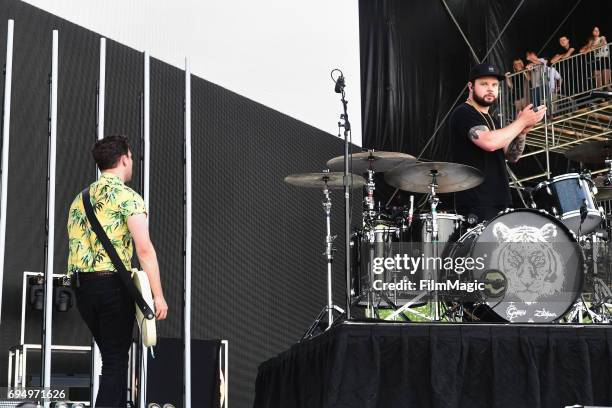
[473,92,497,107]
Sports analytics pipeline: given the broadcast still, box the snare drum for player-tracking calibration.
[533,173,602,235]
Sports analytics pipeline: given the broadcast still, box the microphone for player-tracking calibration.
[334,74,345,93]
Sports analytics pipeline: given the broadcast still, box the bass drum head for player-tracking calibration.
[455,208,584,323]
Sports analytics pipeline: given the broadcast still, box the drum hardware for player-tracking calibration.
[563,287,612,324]
[566,232,612,323]
[364,168,376,220]
[284,171,365,340]
[507,165,529,208]
[407,195,415,228]
[327,150,417,227]
[593,159,612,202]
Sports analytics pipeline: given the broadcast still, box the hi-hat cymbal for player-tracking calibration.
[564,140,612,163]
[284,172,366,190]
[594,176,612,201]
[326,150,417,173]
[384,162,484,193]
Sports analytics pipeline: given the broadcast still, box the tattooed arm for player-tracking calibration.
[504,133,527,163]
[467,121,525,152]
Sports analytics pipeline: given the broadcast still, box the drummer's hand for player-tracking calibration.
[154,296,168,320]
[517,104,546,128]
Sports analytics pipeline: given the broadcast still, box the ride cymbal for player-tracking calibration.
[384,161,484,193]
[565,140,612,164]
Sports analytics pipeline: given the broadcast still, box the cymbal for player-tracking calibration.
[326,150,417,173]
[564,140,612,163]
[284,172,366,190]
[594,176,612,201]
[384,162,484,193]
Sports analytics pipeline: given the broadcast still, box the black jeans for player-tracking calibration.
[75,274,135,408]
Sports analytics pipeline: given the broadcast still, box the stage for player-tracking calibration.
[254,321,612,408]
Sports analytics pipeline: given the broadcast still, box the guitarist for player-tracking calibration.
[67,135,168,407]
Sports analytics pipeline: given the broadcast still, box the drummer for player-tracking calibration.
[450,63,547,223]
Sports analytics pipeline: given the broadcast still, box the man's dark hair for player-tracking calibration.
[92,135,131,170]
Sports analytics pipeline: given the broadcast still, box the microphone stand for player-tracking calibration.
[332,69,353,320]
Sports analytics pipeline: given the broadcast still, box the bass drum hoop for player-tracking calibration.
[454,208,585,323]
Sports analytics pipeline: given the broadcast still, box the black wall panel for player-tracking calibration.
[105,39,143,194]
[0,1,360,406]
[53,6,101,348]
[190,77,359,406]
[148,58,185,340]
[0,0,97,373]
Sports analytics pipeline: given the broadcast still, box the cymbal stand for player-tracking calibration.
[604,159,612,186]
[427,171,441,321]
[361,166,377,316]
[363,165,376,225]
[301,178,344,340]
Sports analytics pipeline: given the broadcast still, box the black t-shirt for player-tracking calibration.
[450,103,512,207]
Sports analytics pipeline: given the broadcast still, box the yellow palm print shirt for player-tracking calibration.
[67,172,147,274]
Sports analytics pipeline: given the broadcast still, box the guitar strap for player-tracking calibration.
[81,188,155,320]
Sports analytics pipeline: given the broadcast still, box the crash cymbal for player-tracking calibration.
[384,161,484,193]
[326,150,417,173]
[564,140,612,164]
[594,176,612,201]
[284,172,366,190]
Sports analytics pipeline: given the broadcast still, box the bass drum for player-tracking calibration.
[446,208,584,323]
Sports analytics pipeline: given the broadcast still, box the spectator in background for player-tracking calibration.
[580,26,610,90]
[547,64,562,114]
[551,36,578,96]
[551,36,575,64]
[505,58,530,115]
[526,50,547,107]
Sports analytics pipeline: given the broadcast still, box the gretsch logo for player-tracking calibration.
[506,304,527,320]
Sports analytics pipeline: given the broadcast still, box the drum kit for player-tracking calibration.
[285,140,612,327]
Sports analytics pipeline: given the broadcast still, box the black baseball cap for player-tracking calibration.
[469,63,506,82]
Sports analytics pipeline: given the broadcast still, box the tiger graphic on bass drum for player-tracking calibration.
[491,222,564,303]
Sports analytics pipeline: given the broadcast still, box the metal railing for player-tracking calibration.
[500,42,612,124]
